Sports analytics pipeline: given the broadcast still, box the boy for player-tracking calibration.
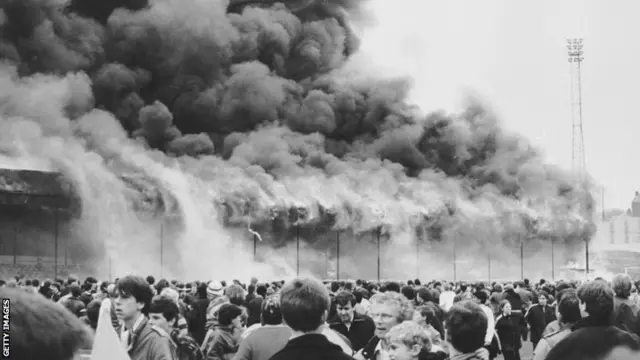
[383,321,434,360]
[149,296,204,360]
[115,275,176,360]
[269,277,354,360]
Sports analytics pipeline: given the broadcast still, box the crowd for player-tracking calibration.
[4,273,640,360]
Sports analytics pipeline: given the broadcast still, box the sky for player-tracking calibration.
[353,0,638,211]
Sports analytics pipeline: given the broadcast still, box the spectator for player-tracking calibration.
[610,274,640,336]
[115,275,176,360]
[269,277,354,360]
[149,296,204,360]
[445,300,489,360]
[328,291,375,352]
[495,300,521,360]
[383,321,444,360]
[355,291,414,360]
[545,280,640,360]
[235,295,291,360]
[533,289,581,360]
[202,303,244,360]
[3,287,93,360]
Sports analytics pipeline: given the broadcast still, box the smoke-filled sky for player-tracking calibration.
[359,0,639,211]
[0,0,603,278]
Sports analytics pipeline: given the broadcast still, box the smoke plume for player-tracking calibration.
[0,0,594,280]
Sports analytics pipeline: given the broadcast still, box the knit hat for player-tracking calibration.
[207,281,224,297]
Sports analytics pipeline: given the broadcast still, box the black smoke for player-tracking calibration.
[0,0,595,252]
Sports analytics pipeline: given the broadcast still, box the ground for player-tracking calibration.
[497,342,534,360]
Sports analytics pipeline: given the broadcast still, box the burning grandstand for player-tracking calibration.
[0,0,595,280]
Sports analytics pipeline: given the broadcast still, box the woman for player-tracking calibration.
[495,300,521,360]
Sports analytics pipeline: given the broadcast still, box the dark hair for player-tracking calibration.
[557,289,581,324]
[116,275,155,315]
[146,275,156,285]
[70,284,82,298]
[280,278,330,332]
[261,296,283,325]
[149,296,180,323]
[401,286,416,300]
[446,300,488,354]
[2,287,93,360]
[417,305,437,325]
[155,279,170,294]
[218,304,243,326]
[334,291,356,307]
[474,291,488,304]
[32,278,40,287]
[196,283,207,298]
[256,285,267,297]
[330,282,340,293]
[386,282,401,293]
[577,280,614,319]
[417,287,433,303]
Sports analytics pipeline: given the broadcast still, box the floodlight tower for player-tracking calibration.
[567,38,590,275]
[567,38,586,183]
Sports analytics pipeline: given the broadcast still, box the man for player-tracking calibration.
[204,280,227,331]
[2,286,93,360]
[611,273,640,335]
[149,296,204,360]
[328,291,375,352]
[525,292,556,348]
[474,291,497,358]
[514,281,533,341]
[533,289,581,360]
[269,277,354,360]
[545,280,640,360]
[115,275,176,360]
[444,300,490,360]
[60,283,86,317]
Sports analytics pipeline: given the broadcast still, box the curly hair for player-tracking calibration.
[611,274,633,299]
[384,321,432,351]
[369,291,414,322]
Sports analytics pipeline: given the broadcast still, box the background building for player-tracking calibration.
[590,192,640,277]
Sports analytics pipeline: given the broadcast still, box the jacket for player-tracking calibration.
[203,326,238,360]
[532,325,572,360]
[127,317,177,360]
[328,312,376,351]
[269,333,355,360]
[545,316,640,360]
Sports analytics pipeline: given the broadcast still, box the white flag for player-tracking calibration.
[91,299,131,360]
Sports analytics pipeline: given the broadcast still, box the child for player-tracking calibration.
[384,321,446,360]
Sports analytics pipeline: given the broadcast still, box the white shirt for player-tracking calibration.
[374,341,390,360]
[480,304,495,345]
[120,314,144,349]
[439,291,455,311]
[322,324,353,355]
